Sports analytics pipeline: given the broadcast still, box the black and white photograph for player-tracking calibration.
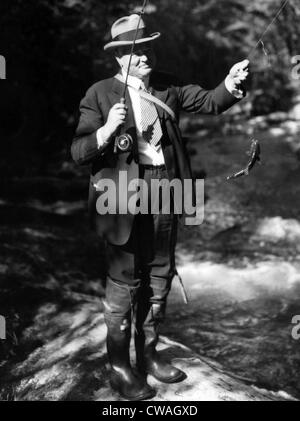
[1,0,300,405]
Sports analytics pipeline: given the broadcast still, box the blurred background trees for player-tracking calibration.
[0,0,300,175]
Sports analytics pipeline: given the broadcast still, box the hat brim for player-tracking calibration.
[103,32,161,51]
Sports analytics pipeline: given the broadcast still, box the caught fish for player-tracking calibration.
[227,139,261,180]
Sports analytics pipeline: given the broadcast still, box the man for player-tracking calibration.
[72,14,249,401]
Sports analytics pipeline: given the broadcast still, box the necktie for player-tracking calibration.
[140,87,163,151]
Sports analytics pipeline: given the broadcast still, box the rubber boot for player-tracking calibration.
[104,277,156,400]
[135,277,186,383]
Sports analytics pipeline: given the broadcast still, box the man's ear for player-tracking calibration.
[115,55,122,69]
[114,47,123,58]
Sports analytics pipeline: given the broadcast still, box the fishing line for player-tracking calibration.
[247,0,290,60]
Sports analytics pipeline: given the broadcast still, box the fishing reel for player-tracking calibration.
[114,133,133,153]
[113,95,133,153]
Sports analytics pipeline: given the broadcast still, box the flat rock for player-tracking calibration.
[95,337,292,401]
[1,301,294,401]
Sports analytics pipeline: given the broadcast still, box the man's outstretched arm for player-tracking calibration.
[177,59,249,115]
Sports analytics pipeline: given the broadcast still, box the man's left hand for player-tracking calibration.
[226,59,250,92]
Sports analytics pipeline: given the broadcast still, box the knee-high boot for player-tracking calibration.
[135,277,186,383]
[104,277,156,400]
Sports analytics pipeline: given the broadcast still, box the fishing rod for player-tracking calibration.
[121,0,148,100]
[114,0,148,153]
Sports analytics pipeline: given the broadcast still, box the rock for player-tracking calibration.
[267,112,289,124]
[281,121,300,135]
[1,300,294,401]
[289,103,300,121]
[95,337,292,401]
[268,127,286,137]
[248,116,269,130]
[254,217,300,242]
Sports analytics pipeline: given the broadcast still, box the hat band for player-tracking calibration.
[112,28,151,43]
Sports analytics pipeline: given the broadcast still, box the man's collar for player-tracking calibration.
[121,69,149,90]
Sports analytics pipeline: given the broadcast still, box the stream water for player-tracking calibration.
[166,258,300,399]
[163,127,300,399]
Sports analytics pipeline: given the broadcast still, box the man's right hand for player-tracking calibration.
[103,103,128,138]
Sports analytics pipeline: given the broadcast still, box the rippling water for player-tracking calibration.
[166,260,300,399]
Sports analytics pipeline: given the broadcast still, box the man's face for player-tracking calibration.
[115,42,156,80]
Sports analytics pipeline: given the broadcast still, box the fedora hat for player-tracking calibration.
[103,14,160,51]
